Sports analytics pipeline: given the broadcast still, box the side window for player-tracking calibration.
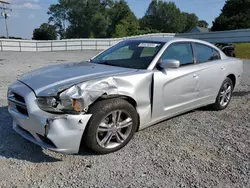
[195,43,221,63]
[161,43,194,66]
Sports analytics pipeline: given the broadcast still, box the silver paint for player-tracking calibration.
[8,37,243,154]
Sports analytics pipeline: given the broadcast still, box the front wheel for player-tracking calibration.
[212,78,233,110]
[83,98,138,154]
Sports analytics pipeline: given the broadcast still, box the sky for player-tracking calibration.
[0,0,227,39]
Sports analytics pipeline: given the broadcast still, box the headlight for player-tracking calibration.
[36,97,82,113]
[7,90,14,98]
[36,97,59,112]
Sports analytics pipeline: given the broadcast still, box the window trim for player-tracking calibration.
[156,41,196,68]
[193,42,221,64]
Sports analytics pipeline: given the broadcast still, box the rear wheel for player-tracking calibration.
[212,78,233,110]
[83,98,138,154]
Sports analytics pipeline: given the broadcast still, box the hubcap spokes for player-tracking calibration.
[219,83,232,107]
[96,110,132,149]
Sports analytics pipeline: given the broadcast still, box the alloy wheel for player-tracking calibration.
[96,110,133,149]
[219,82,232,107]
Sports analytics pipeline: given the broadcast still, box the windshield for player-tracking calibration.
[91,40,165,69]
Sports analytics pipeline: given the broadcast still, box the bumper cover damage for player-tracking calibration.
[8,71,153,154]
[12,113,92,154]
[8,80,92,154]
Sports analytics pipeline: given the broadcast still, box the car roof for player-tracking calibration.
[129,36,210,45]
[128,36,227,59]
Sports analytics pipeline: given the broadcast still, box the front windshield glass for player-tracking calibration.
[91,40,165,69]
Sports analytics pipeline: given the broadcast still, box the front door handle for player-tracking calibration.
[193,74,199,78]
[221,67,226,70]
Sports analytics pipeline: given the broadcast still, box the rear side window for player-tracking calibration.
[195,43,220,63]
[162,43,194,66]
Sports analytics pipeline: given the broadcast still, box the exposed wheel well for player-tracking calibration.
[97,94,137,108]
[227,74,236,88]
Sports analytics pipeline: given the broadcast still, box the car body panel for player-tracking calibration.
[152,65,201,120]
[8,80,92,154]
[19,62,137,96]
[7,37,243,154]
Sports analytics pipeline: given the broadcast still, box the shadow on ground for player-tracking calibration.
[0,106,62,163]
[233,91,250,97]
[1,91,248,163]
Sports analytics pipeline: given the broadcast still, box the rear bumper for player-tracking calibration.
[8,81,92,154]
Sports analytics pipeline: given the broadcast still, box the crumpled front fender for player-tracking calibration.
[59,71,154,128]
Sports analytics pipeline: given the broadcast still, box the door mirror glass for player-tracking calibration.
[158,59,180,69]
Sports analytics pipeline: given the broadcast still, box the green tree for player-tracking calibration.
[33,23,57,40]
[182,13,199,32]
[91,13,109,38]
[212,0,250,31]
[198,20,209,28]
[141,0,188,33]
[108,0,139,37]
[66,0,101,38]
[48,0,68,39]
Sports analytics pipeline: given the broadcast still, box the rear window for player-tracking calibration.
[195,43,221,63]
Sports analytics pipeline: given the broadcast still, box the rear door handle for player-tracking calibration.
[193,74,199,78]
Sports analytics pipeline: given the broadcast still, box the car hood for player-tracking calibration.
[18,62,137,96]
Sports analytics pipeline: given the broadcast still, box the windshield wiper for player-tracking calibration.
[92,61,117,67]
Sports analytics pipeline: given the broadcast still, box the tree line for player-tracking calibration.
[32,0,250,40]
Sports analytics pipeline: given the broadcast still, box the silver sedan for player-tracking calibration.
[7,37,243,154]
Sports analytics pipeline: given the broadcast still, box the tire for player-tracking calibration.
[211,78,233,110]
[83,98,138,154]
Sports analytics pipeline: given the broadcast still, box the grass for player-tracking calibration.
[235,43,250,59]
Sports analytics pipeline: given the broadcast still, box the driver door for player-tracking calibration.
[152,42,201,120]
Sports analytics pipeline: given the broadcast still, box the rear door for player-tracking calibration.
[193,43,226,104]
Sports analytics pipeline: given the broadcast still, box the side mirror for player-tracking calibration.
[158,59,180,69]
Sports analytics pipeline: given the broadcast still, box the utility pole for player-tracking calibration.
[0,0,11,39]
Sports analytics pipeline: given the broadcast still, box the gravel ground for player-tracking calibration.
[0,51,249,188]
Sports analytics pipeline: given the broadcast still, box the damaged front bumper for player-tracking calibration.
[8,81,92,154]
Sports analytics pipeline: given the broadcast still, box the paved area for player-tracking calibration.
[0,52,249,188]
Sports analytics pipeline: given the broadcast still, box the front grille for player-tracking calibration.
[13,93,25,103]
[16,105,29,116]
[8,92,28,116]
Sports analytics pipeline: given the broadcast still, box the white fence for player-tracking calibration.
[0,29,250,52]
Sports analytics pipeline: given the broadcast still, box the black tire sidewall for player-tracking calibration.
[83,99,138,154]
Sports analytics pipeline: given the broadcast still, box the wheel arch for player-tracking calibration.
[90,94,140,131]
[227,74,236,88]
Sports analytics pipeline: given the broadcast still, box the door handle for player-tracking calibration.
[221,67,226,70]
[193,74,199,78]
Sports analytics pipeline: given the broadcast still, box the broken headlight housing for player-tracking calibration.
[36,97,84,113]
[36,97,76,113]
[36,97,59,112]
